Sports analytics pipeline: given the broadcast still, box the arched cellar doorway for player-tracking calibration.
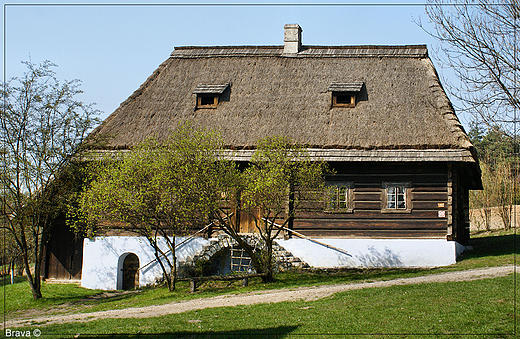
[120,253,139,290]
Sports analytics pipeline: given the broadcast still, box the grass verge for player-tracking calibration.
[24,274,518,338]
[3,230,517,323]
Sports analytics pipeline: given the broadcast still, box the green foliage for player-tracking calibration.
[77,131,327,286]
[468,123,518,231]
[194,259,214,277]
[238,136,328,280]
[0,59,100,299]
[76,123,236,290]
[468,123,516,164]
[242,136,326,214]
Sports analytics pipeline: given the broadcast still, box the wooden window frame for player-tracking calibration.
[382,182,412,213]
[332,92,356,108]
[324,182,353,213]
[196,94,219,109]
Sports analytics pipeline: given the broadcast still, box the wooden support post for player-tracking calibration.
[447,164,453,241]
[284,183,295,240]
[190,280,197,293]
[463,187,470,245]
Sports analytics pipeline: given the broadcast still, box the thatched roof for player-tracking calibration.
[91,43,475,162]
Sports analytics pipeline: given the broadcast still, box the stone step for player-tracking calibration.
[181,234,309,273]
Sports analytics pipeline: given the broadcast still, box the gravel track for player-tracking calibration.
[4,265,515,328]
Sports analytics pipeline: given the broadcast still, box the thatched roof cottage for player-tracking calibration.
[48,24,482,289]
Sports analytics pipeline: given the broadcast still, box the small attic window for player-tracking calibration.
[329,82,364,108]
[332,92,356,107]
[197,94,218,108]
[193,83,229,109]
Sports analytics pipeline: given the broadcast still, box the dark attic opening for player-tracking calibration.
[193,83,230,109]
[329,81,365,108]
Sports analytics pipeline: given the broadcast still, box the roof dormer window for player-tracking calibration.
[194,83,230,109]
[329,82,364,108]
[197,94,219,108]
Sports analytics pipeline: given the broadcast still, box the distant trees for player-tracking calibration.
[0,60,100,299]
[469,161,514,231]
[422,0,519,137]
[468,124,516,231]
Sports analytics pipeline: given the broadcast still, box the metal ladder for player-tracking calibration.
[230,245,252,272]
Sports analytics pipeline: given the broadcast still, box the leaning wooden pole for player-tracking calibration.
[139,221,216,271]
[262,218,351,257]
[139,213,235,271]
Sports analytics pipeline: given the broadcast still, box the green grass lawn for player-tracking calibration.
[24,274,518,338]
[3,230,518,338]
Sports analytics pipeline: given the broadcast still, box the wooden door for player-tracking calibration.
[122,254,139,290]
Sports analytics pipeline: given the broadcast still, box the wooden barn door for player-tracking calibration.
[122,254,139,290]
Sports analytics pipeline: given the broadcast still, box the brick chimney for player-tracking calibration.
[283,24,302,55]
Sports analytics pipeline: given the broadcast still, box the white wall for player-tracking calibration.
[276,238,463,268]
[81,236,209,290]
[82,236,464,290]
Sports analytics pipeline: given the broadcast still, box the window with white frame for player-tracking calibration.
[387,186,406,209]
[383,182,411,212]
[325,183,352,212]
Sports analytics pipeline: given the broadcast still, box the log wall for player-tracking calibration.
[288,162,453,239]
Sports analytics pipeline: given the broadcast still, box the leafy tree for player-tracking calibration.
[0,228,24,280]
[468,123,515,164]
[76,125,230,291]
[470,160,514,231]
[215,137,327,282]
[469,162,494,231]
[0,60,100,299]
[77,130,327,286]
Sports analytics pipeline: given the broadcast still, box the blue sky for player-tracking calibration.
[3,1,469,126]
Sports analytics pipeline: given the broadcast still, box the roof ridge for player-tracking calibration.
[171,45,428,58]
[174,45,282,50]
[173,44,427,51]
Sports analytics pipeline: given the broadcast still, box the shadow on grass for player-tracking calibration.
[462,232,517,260]
[61,325,299,338]
[0,275,27,286]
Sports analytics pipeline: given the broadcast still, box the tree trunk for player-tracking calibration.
[32,230,47,300]
[169,256,177,292]
[154,247,172,291]
[498,205,512,231]
[483,208,491,231]
[235,234,265,275]
[263,239,274,283]
[10,261,15,285]
[22,253,42,300]
[19,229,42,300]
[169,235,177,292]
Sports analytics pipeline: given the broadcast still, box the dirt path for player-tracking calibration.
[4,265,515,328]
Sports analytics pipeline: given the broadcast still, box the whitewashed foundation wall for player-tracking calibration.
[81,236,209,290]
[81,236,465,290]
